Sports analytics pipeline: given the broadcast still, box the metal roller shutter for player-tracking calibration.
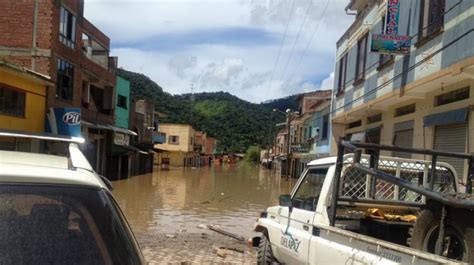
[393,129,413,158]
[433,123,467,178]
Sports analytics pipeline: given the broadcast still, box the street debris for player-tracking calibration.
[207,224,246,242]
[165,234,176,239]
[197,224,207,229]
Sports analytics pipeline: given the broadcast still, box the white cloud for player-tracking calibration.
[84,0,353,103]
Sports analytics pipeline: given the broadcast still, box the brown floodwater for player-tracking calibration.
[112,162,296,238]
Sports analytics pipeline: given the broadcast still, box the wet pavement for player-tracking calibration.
[112,162,296,264]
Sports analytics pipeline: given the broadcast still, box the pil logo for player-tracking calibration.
[62,112,81,125]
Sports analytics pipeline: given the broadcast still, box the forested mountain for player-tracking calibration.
[117,68,287,153]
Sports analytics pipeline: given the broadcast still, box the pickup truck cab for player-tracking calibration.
[253,153,468,265]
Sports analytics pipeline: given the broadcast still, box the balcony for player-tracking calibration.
[81,82,115,125]
[153,132,166,144]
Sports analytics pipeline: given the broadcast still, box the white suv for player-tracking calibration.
[0,139,145,265]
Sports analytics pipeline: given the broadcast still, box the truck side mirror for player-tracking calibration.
[279,194,292,207]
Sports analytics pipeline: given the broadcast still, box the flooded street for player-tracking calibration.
[112,162,296,264]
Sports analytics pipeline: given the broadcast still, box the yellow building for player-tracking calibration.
[155,124,198,167]
[0,61,52,152]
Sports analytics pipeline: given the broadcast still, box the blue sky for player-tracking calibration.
[84,0,354,103]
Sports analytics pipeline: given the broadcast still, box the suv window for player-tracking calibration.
[292,167,328,211]
[0,185,143,265]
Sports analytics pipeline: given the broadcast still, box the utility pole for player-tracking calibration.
[286,109,292,181]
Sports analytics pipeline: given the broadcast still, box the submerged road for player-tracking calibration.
[112,162,296,264]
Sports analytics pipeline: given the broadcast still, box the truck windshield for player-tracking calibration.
[0,185,142,265]
[292,167,328,211]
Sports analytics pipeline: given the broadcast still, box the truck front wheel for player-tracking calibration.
[409,209,474,262]
[257,234,278,265]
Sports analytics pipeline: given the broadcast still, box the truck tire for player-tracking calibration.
[408,209,474,262]
[257,234,278,265]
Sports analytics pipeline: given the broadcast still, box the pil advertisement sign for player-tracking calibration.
[45,108,81,137]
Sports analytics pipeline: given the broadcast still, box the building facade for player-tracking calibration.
[0,61,52,152]
[108,76,133,180]
[331,0,474,183]
[0,0,123,178]
[155,124,198,167]
[129,99,156,175]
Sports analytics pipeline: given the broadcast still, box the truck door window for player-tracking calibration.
[292,167,328,211]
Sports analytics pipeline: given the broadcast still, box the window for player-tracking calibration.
[321,114,329,140]
[117,95,127,109]
[395,103,416,117]
[418,0,445,41]
[0,85,25,117]
[435,87,469,106]
[379,16,394,68]
[59,6,76,48]
[56,59,74,101]
[337,53,348,94]
[367,113,382,124]
[355,33,368,82]
[292,167,329,211]
[169,135,179,145]
[348,120,362,129]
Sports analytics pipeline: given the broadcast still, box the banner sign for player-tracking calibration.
[114,132,130,146]
[385,0,400,35]
[371,34,411,55]
[46,108,81,137]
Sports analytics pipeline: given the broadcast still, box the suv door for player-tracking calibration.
[278,166,329,265]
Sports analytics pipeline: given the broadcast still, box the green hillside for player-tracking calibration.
[117,68,285,153]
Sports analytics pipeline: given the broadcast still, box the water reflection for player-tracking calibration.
[112,162,296,238]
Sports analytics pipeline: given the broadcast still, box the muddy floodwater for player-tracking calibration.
[112,162,296,263]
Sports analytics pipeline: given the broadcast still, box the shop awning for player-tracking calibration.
[423,108,468,127]
[122,145,150,155]
[81,121,137,136]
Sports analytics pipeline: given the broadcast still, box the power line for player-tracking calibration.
[279,0,314,82]
[268,0,297,87]
[283,0,330,86]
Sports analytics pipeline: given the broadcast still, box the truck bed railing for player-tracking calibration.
[330,139,474,227]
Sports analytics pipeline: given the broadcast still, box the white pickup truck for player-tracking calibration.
[252,140,474,265]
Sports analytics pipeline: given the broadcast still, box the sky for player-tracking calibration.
[84,0,354,103]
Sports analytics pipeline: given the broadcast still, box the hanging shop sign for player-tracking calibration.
[371,34,411,55]
[385,0,400,35]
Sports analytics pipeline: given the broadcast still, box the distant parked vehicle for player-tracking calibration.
[0,132,145,265]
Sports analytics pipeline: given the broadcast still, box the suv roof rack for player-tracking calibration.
[0,129,84,143]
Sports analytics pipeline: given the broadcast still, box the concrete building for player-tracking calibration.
[129,99,156,175]
[331,0,474,183]
[108,76,134,179]
[288,91,332,177]
[195,131,214,166]
[0,61,52,152]
[0,0,122,178]
[155,124,198,167]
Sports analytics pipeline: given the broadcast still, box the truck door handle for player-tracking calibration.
[303,225,309,231]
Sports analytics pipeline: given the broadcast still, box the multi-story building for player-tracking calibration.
[0,61,52,151]
[129,99,156,175]
[289,90,332,177]
[331,0,474,182]
[108,76,135,179]
[0,0,120,178]
[155,124,198,167]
